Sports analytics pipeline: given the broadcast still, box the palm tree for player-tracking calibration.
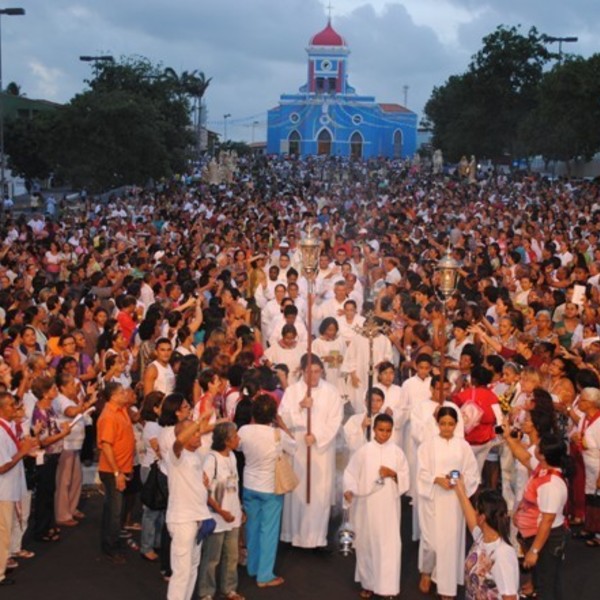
[161,68,211,157]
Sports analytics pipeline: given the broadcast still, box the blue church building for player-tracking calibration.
[267,20,417,159]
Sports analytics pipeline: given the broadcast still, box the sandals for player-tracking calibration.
[12,550,35,559]
[257,576,284,588]
[419,574,432,594]
[585,537,600,547]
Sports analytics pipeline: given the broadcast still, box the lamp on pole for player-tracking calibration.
[251,120,259,144]
[0,7,26,214]
[79,55,115,77]
[435,247,460,388]
[223,113,231,145]
[299,230,321,504]
[545,36,578,61]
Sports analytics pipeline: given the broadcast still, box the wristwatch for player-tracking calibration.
[531,547,539,555]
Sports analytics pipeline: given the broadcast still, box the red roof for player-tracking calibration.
[309,20,346,46]
[379,103,412,113]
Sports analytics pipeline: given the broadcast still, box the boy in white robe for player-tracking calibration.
[343,414,410,598]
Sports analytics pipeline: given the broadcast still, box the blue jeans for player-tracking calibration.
[140,466,165,554]
[243,488,283,584]
[99,471,124,556]
[197,527,240,597]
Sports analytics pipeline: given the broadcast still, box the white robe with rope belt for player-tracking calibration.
[343,438,409,596]
[278,378,343,548]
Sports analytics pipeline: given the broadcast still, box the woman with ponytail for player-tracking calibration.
[453,483,519,599]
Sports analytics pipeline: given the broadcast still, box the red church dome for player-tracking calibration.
[309,20,346,46]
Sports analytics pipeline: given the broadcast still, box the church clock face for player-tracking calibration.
[321,59,333,71]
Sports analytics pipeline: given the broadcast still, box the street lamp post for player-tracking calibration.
[223,113,231,145]
[79,55,115,76]
[299,231,321,504]
[435,247,460,387]
[0,7,25,213]
[545,36,578,61]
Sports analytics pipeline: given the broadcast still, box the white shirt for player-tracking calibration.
[141,421,162,469]
[52,393,85,451]
[166,445,211,524]
[0,419,27,501]
[203,451,242,532]
[238,424,296,493]
[537,473,568,529]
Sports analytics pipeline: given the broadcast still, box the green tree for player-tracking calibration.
[523,55,600,167]
[424,25,554,161]
[4,110,57,181]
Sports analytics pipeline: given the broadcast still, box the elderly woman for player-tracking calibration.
[238,394,295,589]
[571,387,600,547]
[198,422,245,600]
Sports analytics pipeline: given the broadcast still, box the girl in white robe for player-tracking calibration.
[410,375,465,543]
[312,317,347,395]
[342,332,393,414]
[263,324,304,383]
[278,355,344,548]
[343,414,410,598]
[343,388,385,457]
[377,361,408,448]
[417,406,480,599]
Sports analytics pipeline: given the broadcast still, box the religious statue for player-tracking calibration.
[458,155,469,178]
[468,155,477,183]
[207,157,221,185]
[432,149,444,175]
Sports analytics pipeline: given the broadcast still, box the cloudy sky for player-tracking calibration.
[3,0,597,141]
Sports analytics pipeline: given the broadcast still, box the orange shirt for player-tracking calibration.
[97,402,135,474]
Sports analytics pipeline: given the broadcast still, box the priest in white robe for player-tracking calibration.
[343,414,410,598]
[279,355,344,548]
[417,406,479,598]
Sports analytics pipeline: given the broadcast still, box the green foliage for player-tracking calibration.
[5,56,210,191]
[425,25,555,161]
[524,55,600,163]
[5,110,58,181]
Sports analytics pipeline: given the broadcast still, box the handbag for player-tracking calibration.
[274,428,299,495]
[585,492,600,533]
[207,453,227,508]
[141,462,169,510]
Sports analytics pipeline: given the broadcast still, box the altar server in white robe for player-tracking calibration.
[410,375,464,542]
[417,406,479,599]
[342,327,393,414]
[278,355,344,548]
[312,317,347,394]
[343,414,410,598]
[343,388,385,457]
[400,353,433,540]
[377,361,409,447]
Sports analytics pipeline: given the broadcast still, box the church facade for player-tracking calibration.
[267,20,417,159]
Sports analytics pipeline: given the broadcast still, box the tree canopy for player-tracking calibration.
[425,25,600,165]
[5,56,209,191]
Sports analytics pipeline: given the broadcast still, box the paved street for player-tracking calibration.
[4,492,599,600]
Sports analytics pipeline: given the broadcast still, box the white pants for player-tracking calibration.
[167,521,202,600]
[10,492,32,554]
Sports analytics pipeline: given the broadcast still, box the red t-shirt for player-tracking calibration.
[453,386,499,445]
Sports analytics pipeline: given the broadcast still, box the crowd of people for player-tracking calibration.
[0,154,599,600]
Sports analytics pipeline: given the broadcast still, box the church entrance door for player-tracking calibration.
[317,129,332,155]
